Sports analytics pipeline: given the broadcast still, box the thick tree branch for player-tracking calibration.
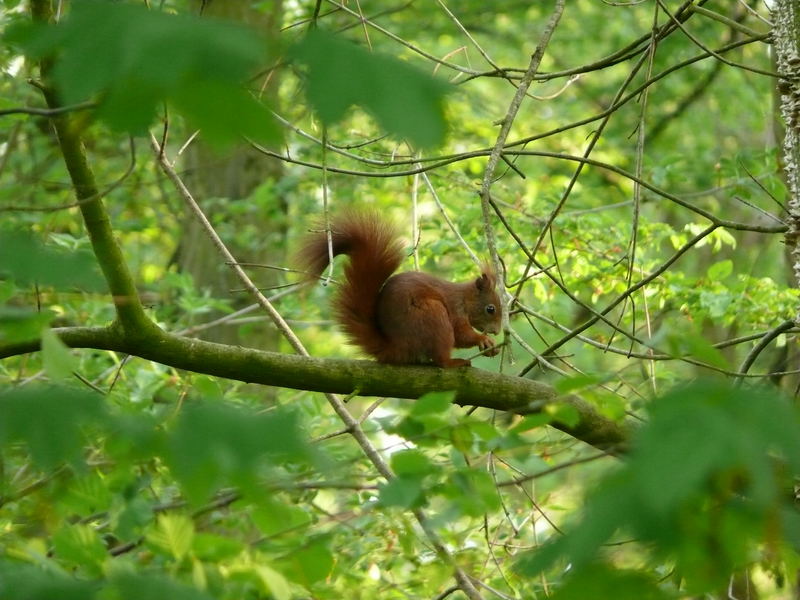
[31,0,156,338]
[0,327,631,454]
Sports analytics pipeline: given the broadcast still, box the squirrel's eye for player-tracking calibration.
[485,304,496,315]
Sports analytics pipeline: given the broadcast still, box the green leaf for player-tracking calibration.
[109,572,215,600]
[510,413,552,433]
[0,229,103,291]
[390,449,438,478]
[378,477,425,509]
[115,497,155,542]
[192,533,245,562]
[546,403,581,428]
[706,259,733,281]
[172,80,279,148]
[411,391,455,416]
[517,380,800,593]
[41,328,77,381]
[0,384,104,469]
[146,514,195,561]
[166,402,315,503]
[52,524,107,576]
[0,561,97,600]
[6,1,279,147]
[0,306,53,344]
[442,468,500,517]
[279,536,334,587]
[291,29,450,148]
[555,373,602,394]
[252,501,311,537]
[251,565,292,600]
[548,563,675,600]
[664,327,729,369]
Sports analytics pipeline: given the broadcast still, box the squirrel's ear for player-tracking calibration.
[475,273,489,291]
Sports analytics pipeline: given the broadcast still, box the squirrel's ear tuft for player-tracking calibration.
[475,267,496,291]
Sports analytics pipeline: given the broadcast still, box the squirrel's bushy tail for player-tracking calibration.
[297,211,404,359]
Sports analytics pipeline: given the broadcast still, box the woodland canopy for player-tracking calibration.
[1,1,800,599]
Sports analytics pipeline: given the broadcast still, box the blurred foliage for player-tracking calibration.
[0,0,798,599]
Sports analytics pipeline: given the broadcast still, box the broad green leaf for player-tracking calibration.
[252,501,311,537]
[0,306,53,344]
[115,497,155,542]
[555,373,603,394]
[166,402,315,503]
[252,565,292,600]
[390,449,437,478]
[291,29,450,148]
[706,259,733,281]
[52,524,107,576]
[411,390,455,416]
[0,230,103,291]
[510,413,552,433]
[146,514,195,561]
[279,535,334,587]
[62,471,112,515]
[109,572,216,600]
[442,468,500,517]
[378,477,425,509]
[0,384,104,468]
[6,1,278,147]
[516,380,800,593]
[172,80,280,149]
[667,327,729,369]
[0,561,96,600]
[548,562,674,600]
[546,403,581,428]
[192,533,245,562]
[41,328,77,380]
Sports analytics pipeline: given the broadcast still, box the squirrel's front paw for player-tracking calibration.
[478,335,500,357]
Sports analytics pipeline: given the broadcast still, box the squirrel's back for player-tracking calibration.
[296,211,404,359]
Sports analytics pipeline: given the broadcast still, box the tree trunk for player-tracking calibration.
[774,1,800,289]
[178,0,286,348]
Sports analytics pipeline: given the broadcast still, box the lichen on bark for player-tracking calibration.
[773,0,800,297]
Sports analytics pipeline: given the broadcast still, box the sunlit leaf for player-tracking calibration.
[291,29,449,148]
[146,514,195,562]
[706,259,733,281]
[52,524,107,576]
[41,328,77,380]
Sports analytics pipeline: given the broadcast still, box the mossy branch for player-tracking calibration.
[31,0,157,337]
[0,327,631,454]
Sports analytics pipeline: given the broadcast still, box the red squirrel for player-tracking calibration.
[298,211,502,367]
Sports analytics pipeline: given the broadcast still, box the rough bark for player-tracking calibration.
[178,0,286,347]
[774,1,800,295]
[0,326,631,454]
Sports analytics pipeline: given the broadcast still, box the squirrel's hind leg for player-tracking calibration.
[413,298,469,368]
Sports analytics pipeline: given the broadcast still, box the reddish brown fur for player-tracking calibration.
[296,211,502,367]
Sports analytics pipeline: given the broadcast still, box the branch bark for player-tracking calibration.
[0,327,630,453]
[773,0,800,299]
